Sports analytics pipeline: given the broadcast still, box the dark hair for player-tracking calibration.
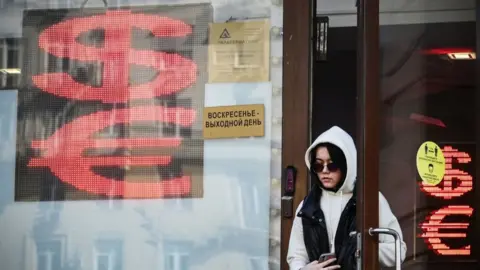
[310,142,347,191]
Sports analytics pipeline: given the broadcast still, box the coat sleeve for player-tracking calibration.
[378,192,407,267]
[286,201,309,270]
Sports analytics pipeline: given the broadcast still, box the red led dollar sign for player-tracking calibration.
[419,146,473,199]
[419,145,474,256]
[28,10,199,198]
[33,10,197,103]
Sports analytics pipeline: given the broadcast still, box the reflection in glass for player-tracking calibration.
[0,1,283,270]
[378,1,477,268]
[36,240,62,270]
[94,239,123,270]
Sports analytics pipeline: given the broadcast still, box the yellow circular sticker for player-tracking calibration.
[416,141,445,186]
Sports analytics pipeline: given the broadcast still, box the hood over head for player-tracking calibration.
[305,126,357,194]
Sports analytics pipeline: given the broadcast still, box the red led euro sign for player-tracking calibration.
[420,146,473,199]
[33,10,197,103]
[28,106,196,198]
[419,205,473,256]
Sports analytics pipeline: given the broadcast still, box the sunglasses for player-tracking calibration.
[312,162,339,173]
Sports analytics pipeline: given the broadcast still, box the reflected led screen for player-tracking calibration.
[15,5,211,201]
[418,143,476,258]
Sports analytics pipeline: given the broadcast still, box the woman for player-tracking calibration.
[287,126,406,269]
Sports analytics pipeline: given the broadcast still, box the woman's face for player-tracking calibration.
[314,146,343,189]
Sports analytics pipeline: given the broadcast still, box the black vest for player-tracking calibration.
[298,184,357,269]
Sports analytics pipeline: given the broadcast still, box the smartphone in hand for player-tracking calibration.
[319,252,336,263]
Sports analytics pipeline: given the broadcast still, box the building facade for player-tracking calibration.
[0,0,284,270]
[0,0,479,270]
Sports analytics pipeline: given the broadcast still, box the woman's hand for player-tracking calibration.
[301,258,341,269]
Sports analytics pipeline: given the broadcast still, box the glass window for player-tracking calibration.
[94,239,123,270]
[162,241,191,270]
[165,252,189,270]
[0,1,283,270]
[36,240,62,270]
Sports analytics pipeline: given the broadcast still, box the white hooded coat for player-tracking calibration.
[287,126,407,270]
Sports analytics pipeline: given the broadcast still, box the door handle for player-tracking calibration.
[368,228,402,270]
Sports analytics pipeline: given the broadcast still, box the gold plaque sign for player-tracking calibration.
[208,20,270,83]
[203,104,265,139]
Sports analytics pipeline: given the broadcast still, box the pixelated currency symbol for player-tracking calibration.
[33,10,197,103]
[29,106,196,198]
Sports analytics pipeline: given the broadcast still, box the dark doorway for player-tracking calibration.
[311,26,357,141]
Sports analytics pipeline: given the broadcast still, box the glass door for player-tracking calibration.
[359,0,479,269]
